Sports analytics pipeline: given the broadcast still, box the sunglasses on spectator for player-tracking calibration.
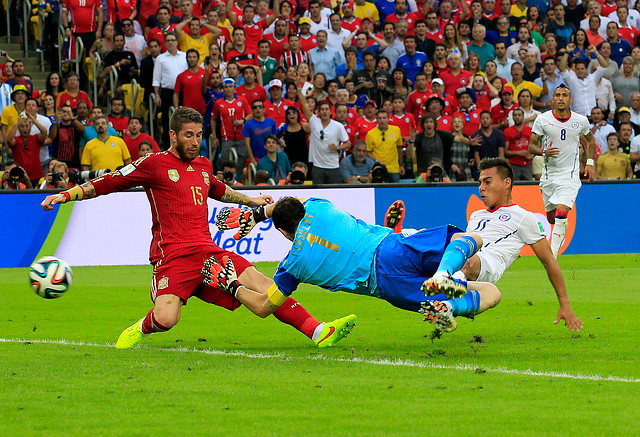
[320,130,325,140]
[252,104,264,109]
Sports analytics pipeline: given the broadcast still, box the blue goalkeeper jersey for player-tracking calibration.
[274,198,392,296]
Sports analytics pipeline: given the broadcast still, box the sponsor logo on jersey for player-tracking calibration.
[499,213,511,221]
[158,276,169,289]
[168,169,180,182]
[202,171,210,185]
[187,165,195,171]
[120,163,136,176]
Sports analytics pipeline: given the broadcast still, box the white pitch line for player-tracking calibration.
[1,337,639,384]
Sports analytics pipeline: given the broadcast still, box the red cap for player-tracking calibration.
[502,86,514,95]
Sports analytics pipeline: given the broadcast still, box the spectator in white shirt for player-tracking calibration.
[557,46,608,115]
[152,32,187,147]
[580,1,610,37]
[589,106,616,153]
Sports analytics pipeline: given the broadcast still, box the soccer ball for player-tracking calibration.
[29,256,73,299]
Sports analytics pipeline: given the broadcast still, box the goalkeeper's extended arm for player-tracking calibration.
[215,205,269,240]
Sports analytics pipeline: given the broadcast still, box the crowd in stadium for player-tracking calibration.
[2,0,640,188]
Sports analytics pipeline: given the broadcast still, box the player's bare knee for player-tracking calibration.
[152,309,180,329]
[485,283,502,308]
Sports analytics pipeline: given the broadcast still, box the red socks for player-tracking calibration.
[140,309,171,334]
[273,298,320,339]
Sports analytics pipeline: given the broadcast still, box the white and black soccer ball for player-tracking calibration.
[29,256,73,299]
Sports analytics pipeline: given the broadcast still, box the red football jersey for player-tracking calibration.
[343,122,357,147]
[64,0,100,33]
[299,34,318,53]
[385,12,420,35]
[453,110,482,137]
[174,67,206,113]
[124,133,161,161]
[212,96,250,141]
[425,28,444,44]
[12,135,44,180]
[389,111,416,139]
[108,115,129,138]
[436,115,453,132]
[147,24,178,52]
[236,83,268,107]
[234,20,268,49]
[225,47,260,67]
[264,98,294,127]
[491,103,518,129]
[406,90,431,124]
[106,0,136,23]
[354,116,378,141]
[341,17,362,34]
[504,124,533,167]
[619,27,638,46]
[264,34,289,63]
[92,152,226,263]
[439,68,474,98]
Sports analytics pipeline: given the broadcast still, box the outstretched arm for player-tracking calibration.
[41,181,97,210]
[220,183,273,206]
[530,238,583,332]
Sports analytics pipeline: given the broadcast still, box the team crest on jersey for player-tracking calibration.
[158,277,169,289]
[499,213,511,221]
[237,101,243,107]
[571,122,579,129]
[416,98,421,104]
[202,171,210,185]
[168,169,180,182]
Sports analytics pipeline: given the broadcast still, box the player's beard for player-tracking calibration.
[175,140,198,161]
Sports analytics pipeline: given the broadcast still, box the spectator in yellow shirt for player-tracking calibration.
[81,116,131,171]
[365,110,404,182]
[597,133,633,179]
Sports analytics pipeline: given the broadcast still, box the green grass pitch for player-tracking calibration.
[1,254,639,436]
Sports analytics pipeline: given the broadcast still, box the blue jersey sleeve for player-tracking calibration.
[274,260,300,296]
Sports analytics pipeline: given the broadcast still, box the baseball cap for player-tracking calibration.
[431,78,444,86]
[299,17,311,25]
[364,100,377,108]
[501,86,514,95]
[341,1,355,9]
[10,84,29,101]
[268,79,283,89]
[619,106,631,113]
[222,78,235,86]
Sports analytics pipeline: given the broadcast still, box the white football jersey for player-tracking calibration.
[531,110,590,181]
[466,205,545,280]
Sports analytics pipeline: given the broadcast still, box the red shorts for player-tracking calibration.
[150,245,253,310]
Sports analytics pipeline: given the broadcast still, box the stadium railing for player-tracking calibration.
[148,93,157,139]
[21,0,29,56]
[4,0,10,43]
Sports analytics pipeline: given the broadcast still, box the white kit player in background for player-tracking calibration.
[459,158,583,332]
[527,84,596,258]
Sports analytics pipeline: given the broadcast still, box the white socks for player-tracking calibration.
[550,217,568,258]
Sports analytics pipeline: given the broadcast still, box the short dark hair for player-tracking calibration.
[480,110,492,118]
[271,197,306,234]
[186,48,200,58]
[607,132,619,140]
[170,107,203,133]
[478,157,513,188]
[421,112,438,129]
[221,160,236,170]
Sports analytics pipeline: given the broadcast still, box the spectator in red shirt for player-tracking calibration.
[298,18,319,53]
[62,0,104,70]
[385,0,420,35]
[7,113,48,184]
[227,0,280,49]
[452,88,482,137]
[212,78,251,173]
[389,95,417,145]
[173,49,206,113]
[123,116,161,160]
[147,6,178,52]
[354,100,379,142]
[264,79,295,127]
[491,86,518,131]
[264,19,290,63]
[226,27,261,73]
[405,72,432,127]
[439,52,473,99]
[108,97,129,137]
[236,66,267,102]
[503,107,534,180]
[56,73,93,110]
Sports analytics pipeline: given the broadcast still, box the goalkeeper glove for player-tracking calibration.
[202,255,242,297]
[215,205,267,240]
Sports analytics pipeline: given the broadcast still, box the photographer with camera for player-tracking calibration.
[216,160,243,186]
[50,105,86,170]
[1,161,33,190]
[39,161,72,189]
[6,112,48,185]
[415,159,453,183]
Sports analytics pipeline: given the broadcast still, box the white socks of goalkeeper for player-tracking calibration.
[550,217,568,259]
